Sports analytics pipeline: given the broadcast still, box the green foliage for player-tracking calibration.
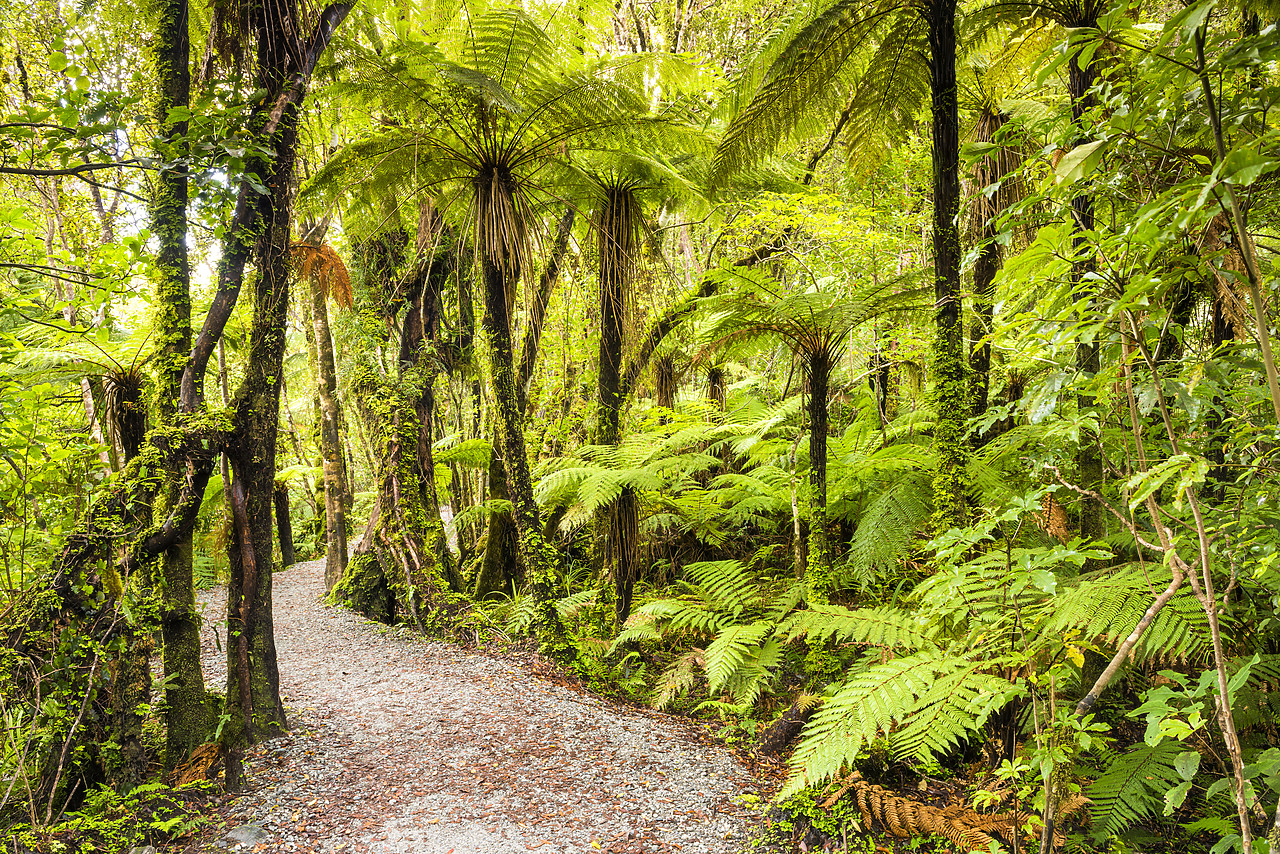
[1087,742,1184,837]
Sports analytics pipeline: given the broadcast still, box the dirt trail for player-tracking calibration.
[191,558,761,853]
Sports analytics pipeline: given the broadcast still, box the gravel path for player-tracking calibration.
[190,558,762,854]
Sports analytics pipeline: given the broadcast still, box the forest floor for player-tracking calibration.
[182,558,765,854]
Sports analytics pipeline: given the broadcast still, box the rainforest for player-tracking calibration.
[1,0,1279,851]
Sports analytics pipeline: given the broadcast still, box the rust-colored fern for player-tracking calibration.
[822,773,1084,853]
[292,241,354,310]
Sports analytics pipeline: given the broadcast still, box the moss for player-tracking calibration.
[329,551,394,623]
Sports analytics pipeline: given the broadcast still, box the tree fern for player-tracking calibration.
[1045,565,1208,662]
[786,649,1015,792]
[1087,742,1183,836]
[777,604,936,650]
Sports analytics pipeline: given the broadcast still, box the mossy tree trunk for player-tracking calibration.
[804,352,833,601]
[478,207,574,601]
[149,0,212,774]
[480,253,564,640]
[334,364,459,629]
[310,257,349,588]
[334,233,462,624]
[221,0,355,788]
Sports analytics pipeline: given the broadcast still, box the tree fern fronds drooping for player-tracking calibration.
[836,470,932,590]
[704,621,782,706]
[711,0,905,184]
[778,604,936,650]
[1045,565,1209,663]
[1087,742,1183,836]
[787,650,1016,791]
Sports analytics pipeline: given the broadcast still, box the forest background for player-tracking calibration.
[1,0,1279,850]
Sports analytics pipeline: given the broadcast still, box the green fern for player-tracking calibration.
[1087,742,1183,836]
[777,604,936,650]
[704,621,777,698]
[1045,565,1208,662]
[786,649,1015,793]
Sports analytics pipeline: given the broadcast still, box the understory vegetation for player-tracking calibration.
[2,0,1279,851]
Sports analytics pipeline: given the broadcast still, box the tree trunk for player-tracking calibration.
[926,0,967,531]
[333,366,458,627]
[475,453,522,598]
[273,481,296,568]
[708,365,726,411]
[310,266,349,588]
[968,107,1009,425]
[655,353,676,411]
[150,0,212,771]
[1068,27,1104,541]
[805,352,832,600]
[481,255,565,640]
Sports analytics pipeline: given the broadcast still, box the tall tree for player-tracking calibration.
[711,0,973,529]
[148,0,212,771]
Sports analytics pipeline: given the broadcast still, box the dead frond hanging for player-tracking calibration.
[292,241,354,310]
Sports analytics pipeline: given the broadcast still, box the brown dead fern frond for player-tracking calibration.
[827,773,1040,853]
[292,241,354,310]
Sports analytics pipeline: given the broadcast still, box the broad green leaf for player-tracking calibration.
[1055,140,1108,185]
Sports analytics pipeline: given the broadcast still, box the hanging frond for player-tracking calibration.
[1087,742,1183,836]
[837,471,932,588]
[292,242,354,310]
[711,0,905,184]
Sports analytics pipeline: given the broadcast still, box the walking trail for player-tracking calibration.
[189,558,763,854]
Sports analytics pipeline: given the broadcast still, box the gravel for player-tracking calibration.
[186,558,764,853]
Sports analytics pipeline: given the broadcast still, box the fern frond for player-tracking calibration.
[1045,565,1208,662]
[683,560,758,616]
[705,621,775,695]
[712,0,901,184]
[433,436,493,468]
[778,604,936,650]
[1087,742,1182,836]
[788,651,1013,790]
[838,471,931,588]
[652,648,705,709]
